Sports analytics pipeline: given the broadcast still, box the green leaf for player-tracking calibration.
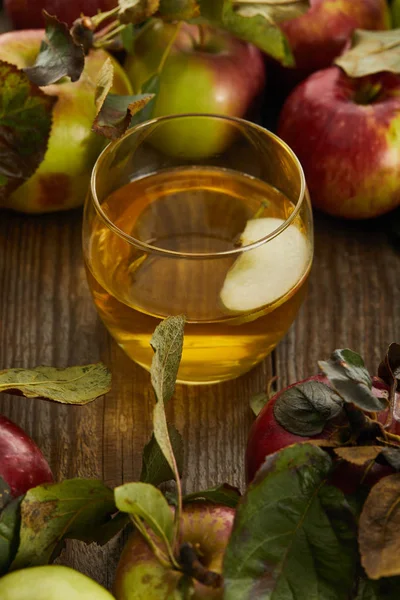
[150,315,185,406]
[159,0,200,19]
[335,29,400,78]
[11,479,116,570]
[223,444,357,600]
[0,497,21,576]
[92,58,154,140]
[184,484,241,508]
[0,478,11,510]
[0,363,111,404]
[200,0,310,66]
[151,316,185,479]
[24,11,85,86]
[118,0,160,24]
[318,349,386,412]
[359,473,400,579]
[273,380,344,436]
[140,424,184,486]
[0,61,55,204]
[249,392,268,417]
[115,482,174,544]
[130,73,160,127]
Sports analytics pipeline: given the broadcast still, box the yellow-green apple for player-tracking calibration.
[279,0,390,77]
[4,0,118,29]
[0,29,131,214]
[114,502,235,599]
[0,415,53,497]
[0,565,115,599]
[124,19,266,159]
[277,67,400,219]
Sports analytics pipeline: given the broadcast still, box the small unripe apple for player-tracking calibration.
[0,29,131,214]
[114,503,235,599]
[124,19,266,159]
[0,565,115,599]
[0,414,53,497]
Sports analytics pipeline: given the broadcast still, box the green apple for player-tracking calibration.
[114,502,235,599]
[0,565,115,600]
[0,29,132,214]
[124,19,266,159]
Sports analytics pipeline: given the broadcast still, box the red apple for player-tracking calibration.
[0,415,53,497]
[114,502,235,599]
[280,0,390,77]
[277,66,400,219]
[246,375,399,493]
[124,19,266,158]
[4,0,118,29]
[0,29,131,213]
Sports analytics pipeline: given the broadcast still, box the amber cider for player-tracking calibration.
[85,166,311,384]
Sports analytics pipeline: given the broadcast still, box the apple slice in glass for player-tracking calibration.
[220,218,310,314]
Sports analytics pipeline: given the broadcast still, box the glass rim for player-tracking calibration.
[90,113,307,259]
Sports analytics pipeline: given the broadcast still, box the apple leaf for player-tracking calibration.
[378,343,400,391]
[183,484,241,508]
[0,62,55,204]
[223,444,357,600]
[10,479,116,569]
[359,473,400,579]
[355,576,400,600]
[0,497,21,576]
[159,0,200,19]
[318,349,387,412]
[118,0,160,24]
[334,446,383,467]
[92,58,154,140]
[140,424,184,486]
[249,392,268,417]
[130,74,160,126]
[115,482,174,544]
[335,29,400,78]
[24,12,85,86]
[273,380,344,436]
[200,0,310,66]
[0,363,111,404]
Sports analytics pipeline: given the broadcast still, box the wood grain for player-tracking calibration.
[0,208,271,588]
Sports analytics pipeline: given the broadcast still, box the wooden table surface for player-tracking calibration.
[1,12,400,592]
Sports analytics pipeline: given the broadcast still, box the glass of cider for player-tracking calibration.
[83,114,313,384]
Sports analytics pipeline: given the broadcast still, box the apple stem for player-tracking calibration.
[157,21,183,75]
[90,5,120,29]
[94,23,127,47]
[179,542,223,588]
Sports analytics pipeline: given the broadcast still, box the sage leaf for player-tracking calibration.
[140,424,184,486]
[24,12,85,86]
[0,61,55,203]
[359,473,400,579]
[92,58,154,140]
[11,479,116,569]
[184,484,241,508]
[335,29,400,78]
[0,497,21,576]
[223,444,357,600]
[115,482,174,544]
[273,380,344,436]
[318,349,386,412]
[0,363,111,404]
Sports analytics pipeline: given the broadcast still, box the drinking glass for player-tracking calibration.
[82,114,313,384]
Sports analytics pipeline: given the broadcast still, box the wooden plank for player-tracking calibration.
[0,208,272,588]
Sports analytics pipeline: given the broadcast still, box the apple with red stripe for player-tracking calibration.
[278,30,400,219]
